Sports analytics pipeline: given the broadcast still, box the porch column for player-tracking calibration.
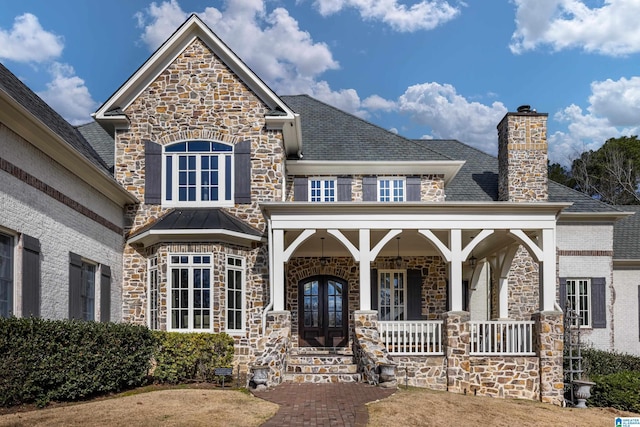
[273,229,285,311]
[449,229,463,312]
[540,228,556,312]
[359,229,371,310]
[498,275,509,319]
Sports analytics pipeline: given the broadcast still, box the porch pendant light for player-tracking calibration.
[395,237,403,268]
[468,254,477,269]
[320,237,328,267]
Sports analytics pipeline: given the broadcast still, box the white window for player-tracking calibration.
[567,278,591,327]
[378,270,406,320]
[226,255,245,333]
[378,178,405,202]
[168,254,213,331]
[163,141,233,207]
[81,261,96,321]
[148,256,159,330]
[309,178,336,202]
[0,233,13,318]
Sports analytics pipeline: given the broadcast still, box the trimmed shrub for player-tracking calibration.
[151,331,234,384]
[582,347,640,377]
[588,371,640,413]
[0,317,156,407]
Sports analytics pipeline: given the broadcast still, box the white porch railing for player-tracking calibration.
[469,320,535,356]
[378,320,444,355]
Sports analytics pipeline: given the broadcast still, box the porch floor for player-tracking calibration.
[253,382,396,426]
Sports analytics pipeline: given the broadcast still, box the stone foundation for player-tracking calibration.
[534,311,564,405]
[393,356,447,389]
[353,310,395,386]
[469,356,539,399]
[251,311,291,388]
[443,311,470,394]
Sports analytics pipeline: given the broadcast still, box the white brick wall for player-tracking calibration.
[613,269,640,356]
[557,224,613,251]
[0,125,124,321]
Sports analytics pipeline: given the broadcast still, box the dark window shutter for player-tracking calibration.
[145,140,162,204]
[371,269,378,311]
[559,278,567,312]
[234,140,251,204]
[406,176,421,201]
[407,269,422,320]
[591,277,606,328]
[363,176,377,201]
[22,234,40,317]
[337,176,352,201]
[69,252,83,319]
[100,265,111,323]
[294,177,308,201]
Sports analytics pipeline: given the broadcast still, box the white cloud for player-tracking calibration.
[37,63,98,126]
[134,1,373,115]
[511,0,640,56]
[390,82,507,154]
[548,76,640,164]
[0,13,64,62]
[313,0,461,32]
[362,94,397,111]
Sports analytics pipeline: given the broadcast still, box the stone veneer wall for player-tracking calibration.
[393,356,447,389]
[469,357,539,399]
[443,311,470,394]
[507,246,540,320]
[116,38,283,339]
[285,174,445,202]
[353,311,395,385]
[533,311,564,405]
[253,311,291,387]
[497,112,548,202]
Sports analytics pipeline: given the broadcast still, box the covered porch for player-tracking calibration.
[259,202,566,403]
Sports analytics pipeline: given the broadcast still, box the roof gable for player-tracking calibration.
[94,14,300,156]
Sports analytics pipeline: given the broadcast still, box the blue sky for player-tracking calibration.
[1,0,640,165]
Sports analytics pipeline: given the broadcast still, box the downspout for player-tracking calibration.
[262,217,274,335]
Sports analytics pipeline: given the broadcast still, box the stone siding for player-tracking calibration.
[393,356,447,389]
[508,246,540,320]
[116,37,282,339]
[285,174,445,202]
[533,311,564,405]
[497,112,548,202]
[469,356,539,399]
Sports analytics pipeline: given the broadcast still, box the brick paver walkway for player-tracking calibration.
[253,383,396,426]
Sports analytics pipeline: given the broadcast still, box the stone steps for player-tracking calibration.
[284,348,361,383]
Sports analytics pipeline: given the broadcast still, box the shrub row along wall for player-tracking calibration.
[582,348,640,413]
[0,318,235,407]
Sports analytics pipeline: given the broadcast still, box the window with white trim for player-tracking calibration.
[148,256,159,330]
[378,270,406,320]
[309,178,336,202]
[378,178,405,202]
[567,278,591,327]
[163,141,233,207]
[0,233,13,318]
[226,255,245,333]
[168,254,213,331]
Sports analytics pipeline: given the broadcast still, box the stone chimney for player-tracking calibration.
[497,105,548,202]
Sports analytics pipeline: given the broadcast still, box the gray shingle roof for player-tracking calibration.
[419,139,623,214]
[614,205,640,259]
[76,121,115,173]
[281,95,452,161]
[0,62,109,172]
[139,208,262,237]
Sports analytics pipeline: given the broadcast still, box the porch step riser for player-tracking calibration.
[288,355,355,365]
[286,364,359,374]
[284,373,362,383]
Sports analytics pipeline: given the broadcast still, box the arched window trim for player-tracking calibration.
[161,140,235,207]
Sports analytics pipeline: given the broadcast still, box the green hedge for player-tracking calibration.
[581,348,640,412]
[152,331,235,384]
[0,317,156,407]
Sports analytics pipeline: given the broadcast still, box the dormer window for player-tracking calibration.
[378,177,405,202]
[163,141,233,207]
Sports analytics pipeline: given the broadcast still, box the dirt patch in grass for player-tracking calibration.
[367,387,639,427]
[0,387,277,427]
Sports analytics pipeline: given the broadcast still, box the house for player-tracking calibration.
[1,13,637,405]
[0,63,135,322]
